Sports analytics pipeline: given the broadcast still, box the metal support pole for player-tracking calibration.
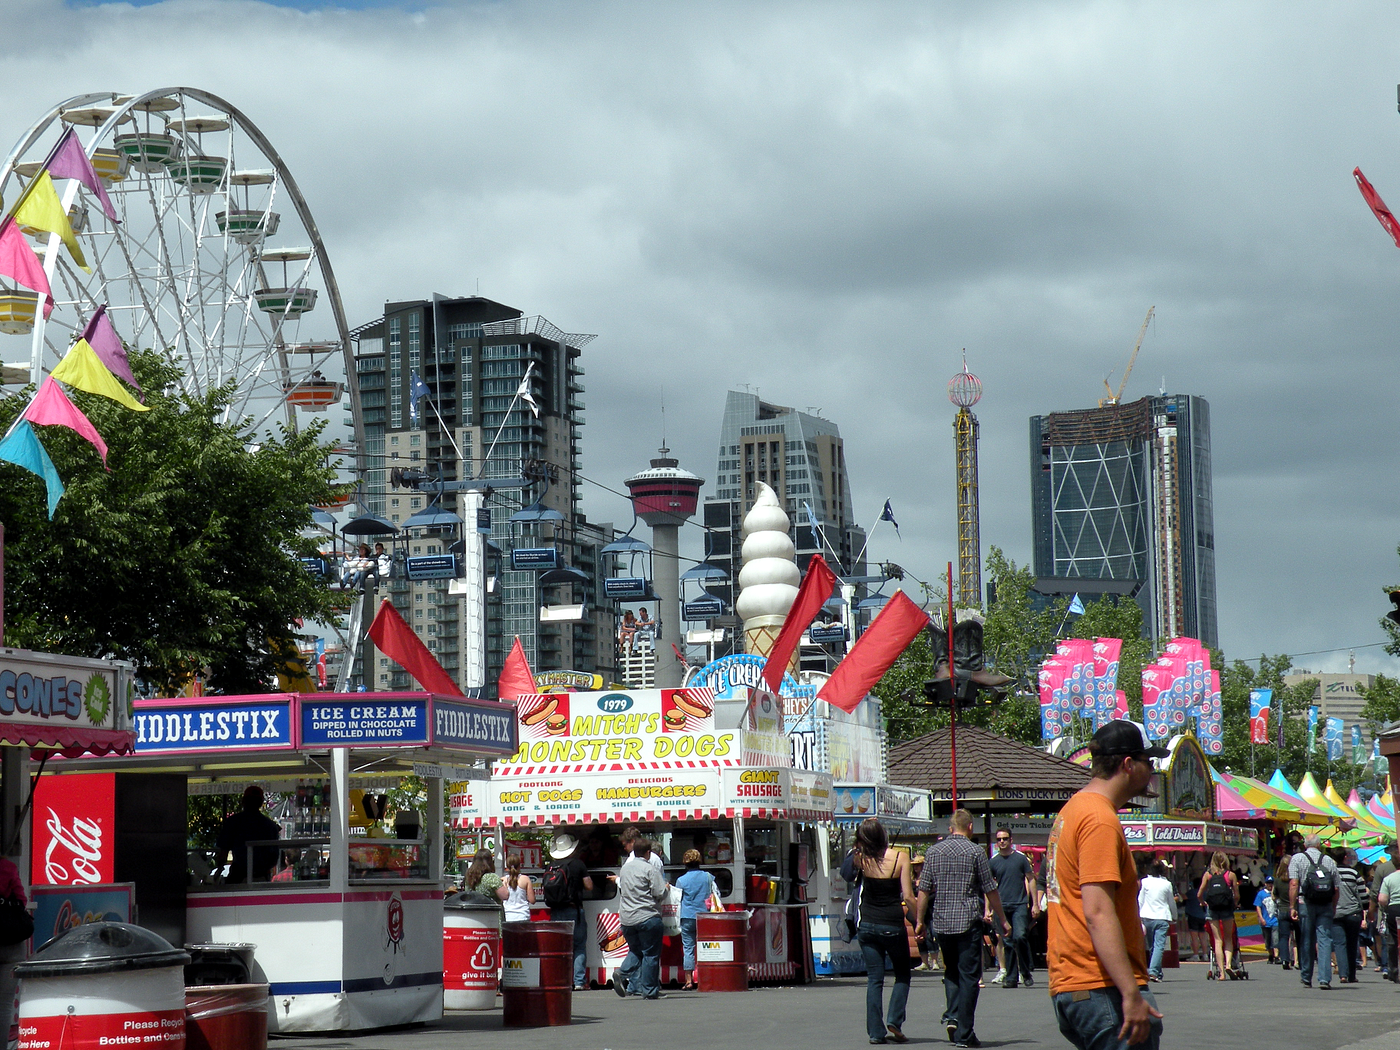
[947,562,958,811]
[330,747,349,891]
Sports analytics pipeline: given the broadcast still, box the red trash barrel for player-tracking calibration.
[16,922,191,1050]
[501,921,572,1027]
[184,984,268,1050]
[443,892,502,1010]
[696,912,750,992]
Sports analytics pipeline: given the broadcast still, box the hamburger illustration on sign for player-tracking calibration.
[661,689,713,733]
[519,694,571,740]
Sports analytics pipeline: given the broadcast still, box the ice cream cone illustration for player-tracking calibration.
[735,483,800,668]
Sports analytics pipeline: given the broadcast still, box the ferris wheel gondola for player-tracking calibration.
[0,87,362,475]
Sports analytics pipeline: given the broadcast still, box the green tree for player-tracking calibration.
[0,350,345,694]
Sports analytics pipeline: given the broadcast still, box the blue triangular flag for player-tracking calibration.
[409,371,429,424]
[879,498,900,538]
[1068,593,1085,616]
[0,419,64,517]
[803,500,820,534]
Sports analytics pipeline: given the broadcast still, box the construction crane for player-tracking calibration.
[1099,305,1155,407]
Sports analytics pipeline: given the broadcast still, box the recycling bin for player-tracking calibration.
[183,944,254,986]
[15,922,190,1050]
[443,891,501,1010]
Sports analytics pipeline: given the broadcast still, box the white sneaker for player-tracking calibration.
[991,970,1007,984]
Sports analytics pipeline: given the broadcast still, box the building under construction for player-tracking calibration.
[1028,394,1217,648]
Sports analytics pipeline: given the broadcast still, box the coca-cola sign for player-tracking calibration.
[31,772,115,886]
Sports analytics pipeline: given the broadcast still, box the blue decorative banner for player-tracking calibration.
[134,699,294,753]
[431,697,517,754]
[301,699,428,746]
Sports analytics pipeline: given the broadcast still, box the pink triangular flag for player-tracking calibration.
[45,128,118,224]
[79,305,141,396]
[22,376,109,467]
[0,218,54,318]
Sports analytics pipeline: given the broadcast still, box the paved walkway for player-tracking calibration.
[273,960,1400,1050]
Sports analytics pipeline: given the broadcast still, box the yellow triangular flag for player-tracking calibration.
[51,340,148,411]
[12,171,88,272]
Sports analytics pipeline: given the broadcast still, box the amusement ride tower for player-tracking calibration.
[950,359,983,607]
[624,448,704,688]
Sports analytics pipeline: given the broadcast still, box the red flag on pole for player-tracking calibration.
[816,590,930,714]
[1354,167,1400,248]
[367,598,462,695]
[761,553,838,693]
[498,636,535,700]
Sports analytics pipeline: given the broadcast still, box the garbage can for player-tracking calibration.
[184,984,268,1050]
[443,891,502,1010]
[183,944,255,986]
[696,911,750,992]
[15,922,190,1050]
[500,921,572,1027]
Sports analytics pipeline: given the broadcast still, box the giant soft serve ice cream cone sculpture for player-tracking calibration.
[735,482,800,671]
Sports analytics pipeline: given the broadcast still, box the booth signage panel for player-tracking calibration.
[688,654,798,702]
[405,555,457,580]
[1121,821,1149,845]
[449,782,487,828]
[834,785,875,818]
[788,770,834,815]
[302,700,429,746]
[430,698,516,753]
[497,689,737,770]
[32,772,115,886]
[134,698,295,753]
[534,671,604,691]
[30,883,133,946]
[879,785,930,822]
[492,768,722,821]
[0,648,132,734]
[1149,821,1206,845]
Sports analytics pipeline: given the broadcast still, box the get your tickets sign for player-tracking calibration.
[494,688,739,772]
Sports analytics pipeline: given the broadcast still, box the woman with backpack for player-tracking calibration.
[1198,851,1240,978]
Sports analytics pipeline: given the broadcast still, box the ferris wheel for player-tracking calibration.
[0,87,362,470]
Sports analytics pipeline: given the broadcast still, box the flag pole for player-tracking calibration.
[947,562,958,812]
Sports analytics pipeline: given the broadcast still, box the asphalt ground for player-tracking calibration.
[273,960,1400,1050]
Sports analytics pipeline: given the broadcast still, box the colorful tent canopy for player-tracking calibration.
[1296,771,1358,826]
[1331,782,1393,838]
[1221,770,1334,826]
[1214,777,1265,821]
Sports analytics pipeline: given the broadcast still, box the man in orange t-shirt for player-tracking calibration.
[1046,720,1166,1050]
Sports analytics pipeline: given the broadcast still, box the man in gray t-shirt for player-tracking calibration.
[1288,834,1339,988]
[612,838,670,999]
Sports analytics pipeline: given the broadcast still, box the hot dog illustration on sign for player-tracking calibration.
[519,695,571,740]
[662,689,713,733]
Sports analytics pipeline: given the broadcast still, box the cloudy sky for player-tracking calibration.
[8,1,1400,674]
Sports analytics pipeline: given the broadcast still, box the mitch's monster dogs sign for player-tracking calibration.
[498,688,735,771]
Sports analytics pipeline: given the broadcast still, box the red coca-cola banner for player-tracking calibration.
[31,772,115,886]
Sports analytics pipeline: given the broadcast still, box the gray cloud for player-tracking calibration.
[5,0,1400,674]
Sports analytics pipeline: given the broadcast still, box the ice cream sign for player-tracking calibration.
[497,688,739,770]
[0,649,132,731]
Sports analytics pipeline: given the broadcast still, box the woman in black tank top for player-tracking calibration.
[846,818,917,1044]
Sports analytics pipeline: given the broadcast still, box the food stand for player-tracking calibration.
[483,685,834,986]
[49,690,517,1032]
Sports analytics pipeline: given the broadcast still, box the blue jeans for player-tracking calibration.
[1297,899,1335,986]
[857,922,911,1041]
[1141,919,1169,979]
[935,928,983,1044]
[616,915,663,998]
[1002,903,1033,986]
[1052,985,1162,1050]
[549,905,589,989]
[680,916,698,973]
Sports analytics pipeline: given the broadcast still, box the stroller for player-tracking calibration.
[1205,922,1249,980]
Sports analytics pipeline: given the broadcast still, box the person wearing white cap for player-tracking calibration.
[544,833,594,990]
[1046,719,1166,1050]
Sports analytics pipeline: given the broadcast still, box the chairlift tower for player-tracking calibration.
[624,448,703,688]
[949,362,983,608]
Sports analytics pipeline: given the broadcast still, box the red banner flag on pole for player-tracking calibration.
[816,590,930,714]
[761,553,838,693]
[1355,167,1400,248]
[498,636,535,700]
[367,598,462,695]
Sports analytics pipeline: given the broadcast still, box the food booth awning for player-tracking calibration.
[54,690,517,1033]
[0,647,136,756]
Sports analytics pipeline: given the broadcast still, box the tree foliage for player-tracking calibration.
[0,350,344,694]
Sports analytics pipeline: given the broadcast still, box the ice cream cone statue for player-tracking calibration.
[735,482,801,671]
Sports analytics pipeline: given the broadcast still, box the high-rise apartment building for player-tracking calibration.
[702,391,866,663]
[1029,394,1217,648]
[351,295,615,690]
